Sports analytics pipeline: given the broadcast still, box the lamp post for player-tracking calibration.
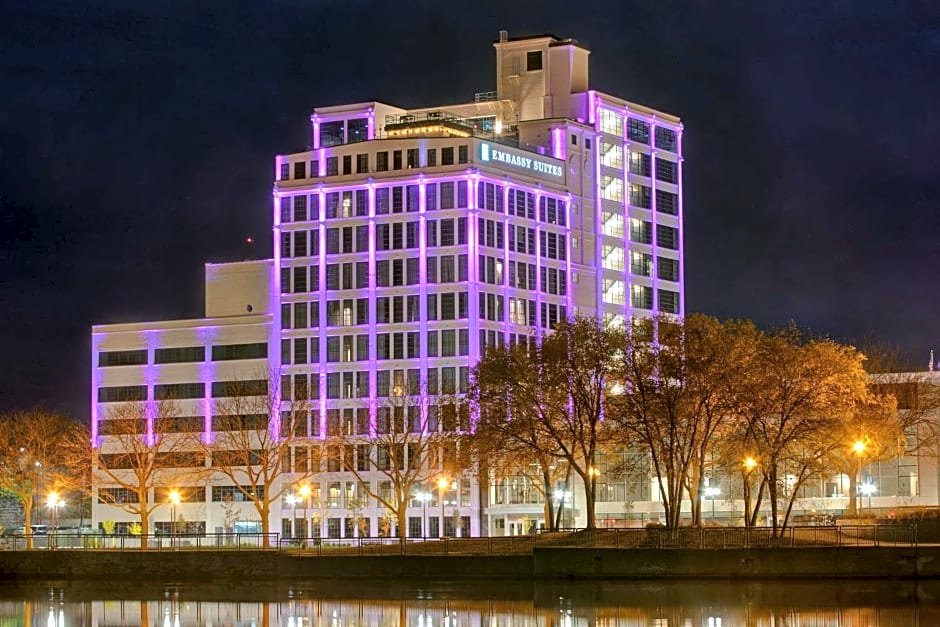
[416,492,431,538]
[437,477,453,539]
[298,484,311,542]
[46,492,60,549]
[286,494,299,541]
[860,482,877,514]
[168,490,180,547]
[743,457,757,527]
[704,486,720,521]
[853,439,867,516]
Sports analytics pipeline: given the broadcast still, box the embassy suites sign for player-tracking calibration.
[479,142,564,181]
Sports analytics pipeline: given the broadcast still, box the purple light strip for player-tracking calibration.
[418,179,429,432]
[593,118,604,324]
[318,191,328,439]
[564,197,574,320]
[621,116,632,324]
[551,127,565,160]
[533,188,544,342]
[367,184,377,439]
[367,109,375,141]
[501,182,511,345]
[467,173,481,360]
[144,331,158,446]
[200,327,214,444]
[588,90,597,125]
[677,126,685,316]
[90,338,100,447]
[312,115,320,150]
[272,190,283,440]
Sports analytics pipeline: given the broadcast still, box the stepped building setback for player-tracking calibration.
[90,32,686,537]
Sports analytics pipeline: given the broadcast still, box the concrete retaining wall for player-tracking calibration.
[533,547,940,579]
[1,547,938,580]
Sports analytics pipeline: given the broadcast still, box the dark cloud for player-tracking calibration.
[1,0,938,416]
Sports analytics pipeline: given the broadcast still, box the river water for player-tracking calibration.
[1,579,939,625]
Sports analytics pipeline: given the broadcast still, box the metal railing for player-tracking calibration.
[2,532,280,551]
[1,526,918,553]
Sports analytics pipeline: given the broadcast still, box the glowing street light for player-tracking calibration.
[47,492,62,549]
[437,477,456,538]
[285,493,299,540]
[860,482,877,512]
[704,486,721,520]
[168,489,181,543]
[298,484,311,540]
[416,492,432,538]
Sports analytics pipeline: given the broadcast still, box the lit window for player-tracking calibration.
[602,279,625,305]
[599,108,623,136]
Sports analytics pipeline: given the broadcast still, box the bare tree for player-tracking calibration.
[738,328,870,534]
[199,373,314,547]
[470,344,571,531]
[93,399,199,541]
[326,383,462,538]
[0,408,85,547]
[470,316,620,529]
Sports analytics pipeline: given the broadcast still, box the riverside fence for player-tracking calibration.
[0,525,919,554]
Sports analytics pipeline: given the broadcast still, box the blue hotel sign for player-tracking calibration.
[479,142,564,180]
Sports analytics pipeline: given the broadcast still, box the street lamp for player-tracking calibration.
[704,486,721,521]
[298,484,311,541]
[743,457,757,527]
[168,490,180,545]
[437,477,456,539]
[860,482,877,513]
[286,494,299,540]
[853,439,867,516]
[416,492,432,538]
[47,492,61,549]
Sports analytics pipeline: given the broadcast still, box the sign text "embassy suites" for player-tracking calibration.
[480,143,564,179]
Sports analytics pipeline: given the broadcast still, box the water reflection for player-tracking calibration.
[0,579,938,626]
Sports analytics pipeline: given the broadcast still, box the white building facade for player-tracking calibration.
[91,32,686,537]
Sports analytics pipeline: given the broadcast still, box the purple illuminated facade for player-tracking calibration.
[91,33,683,536]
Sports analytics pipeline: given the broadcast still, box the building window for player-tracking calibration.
[393,150,402,170]
[293,161,306,179]
[441,147,454,166]
[656,224,679,250]
[629,152,651,177]
[599,109,622,136]
[279,163,289,181]
[655,126,677,152]
[342,154,352,175]
[627,118,650,144]
[658,256,680,282]
[347,118,368,143]
[631,285,653,309]
[658,289,680,314]
[98,349,148,367]
[376,151,388,172]
[655,158,678,184]
[656,189,679,215]
[326,157,338,176]
[526,50,543,71]
[154,346,205,364]
[458,145,468,164]
[97,385,147,403]
[212,343,268,361]
[320,121,345,147]
[356,153,369,174]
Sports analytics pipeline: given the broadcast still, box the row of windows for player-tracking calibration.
[97,344,266,368]
[284,365,470,403]
[279,182,568,226]
[601,247,680,282]
[601,282,680,313]
[597,109,679,152]
[97,380,268,403]
[280,217,470,260]
[279,145,470,182]
[280,290,475,332]
[99,414,268,435]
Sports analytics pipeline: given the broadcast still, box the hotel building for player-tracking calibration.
[91,32,685,537]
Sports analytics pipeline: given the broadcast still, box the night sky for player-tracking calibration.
[2,1,938,418]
